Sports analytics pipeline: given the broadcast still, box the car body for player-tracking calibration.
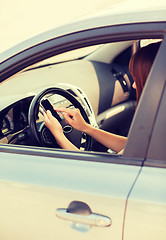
[0,0,166,239]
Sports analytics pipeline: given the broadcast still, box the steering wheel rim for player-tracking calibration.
[28,87,92,151]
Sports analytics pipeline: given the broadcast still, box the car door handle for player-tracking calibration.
[56,208,112,227]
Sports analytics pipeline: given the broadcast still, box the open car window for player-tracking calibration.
[0,36,164,160]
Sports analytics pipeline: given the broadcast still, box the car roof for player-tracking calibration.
[0,0,166,63]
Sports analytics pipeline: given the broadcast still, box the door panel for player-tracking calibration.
[0,151,141,240]
[124,166,166,240]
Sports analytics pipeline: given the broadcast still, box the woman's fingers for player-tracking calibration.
[55,108,79,118]
[63,114,73,125]
[47,110,53,119]
[43,110,52,127]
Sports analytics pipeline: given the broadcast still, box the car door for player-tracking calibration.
[0,146,142,240]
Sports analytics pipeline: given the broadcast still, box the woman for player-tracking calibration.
[44,42,161,153]
[130,41,161,103]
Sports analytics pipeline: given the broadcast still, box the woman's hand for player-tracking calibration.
[43,109,79,151]
[43,110,63,138]
[56,108,89,132]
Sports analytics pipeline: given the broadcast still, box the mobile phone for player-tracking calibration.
[41,99,62,122]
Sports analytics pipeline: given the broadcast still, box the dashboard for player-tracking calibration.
[0,96,33,144]
[0,84,97,147]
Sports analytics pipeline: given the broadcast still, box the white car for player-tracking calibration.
[0,0,166,239]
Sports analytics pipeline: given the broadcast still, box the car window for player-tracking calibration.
[0,38,164,158]
[0,40,135,153]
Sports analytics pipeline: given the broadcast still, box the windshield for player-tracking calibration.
[28,45,102,69]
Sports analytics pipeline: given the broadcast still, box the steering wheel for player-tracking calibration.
[28,87,92,151]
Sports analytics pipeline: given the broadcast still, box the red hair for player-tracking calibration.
[129,42,161,103]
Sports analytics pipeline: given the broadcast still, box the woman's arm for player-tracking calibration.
[58,108,127,153]
[82,124,126,153]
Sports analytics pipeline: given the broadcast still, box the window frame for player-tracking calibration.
[124,36,166,164]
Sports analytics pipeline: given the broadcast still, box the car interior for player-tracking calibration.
[0,39,161,153]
